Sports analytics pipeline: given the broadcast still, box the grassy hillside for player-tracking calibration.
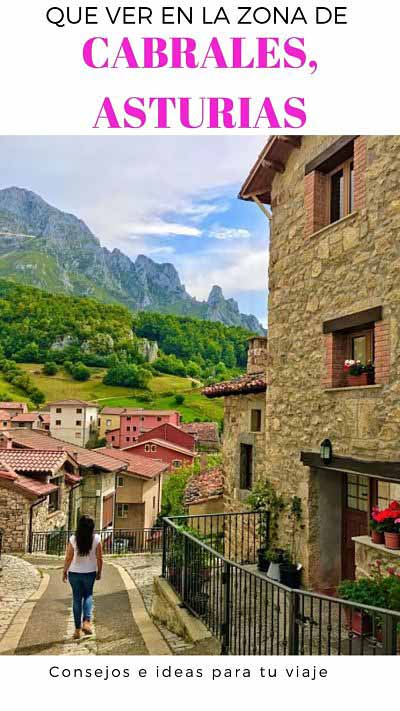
[2,364,223,424]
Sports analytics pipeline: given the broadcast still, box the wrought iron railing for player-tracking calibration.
[162,513,400,656]
[30,527,163,556]
[0,528,3,565]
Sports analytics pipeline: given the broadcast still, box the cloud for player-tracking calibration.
[180,200,230,221]
[123,221,202,237]
[208,226,251,241]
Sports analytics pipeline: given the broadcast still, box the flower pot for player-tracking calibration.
[267,561,281,581]
[280,564,302,589]
[347,373,373,387]
[257,549,270,572]
[371,530,384,545]
[384,532,400,550]
[344,608,373,637]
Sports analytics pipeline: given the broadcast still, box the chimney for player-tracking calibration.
[247,336,268,375]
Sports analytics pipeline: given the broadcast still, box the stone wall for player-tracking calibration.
[0,486,31,552]
[80,470,116,529]
[354,536,400,578]
[265,135,400,586]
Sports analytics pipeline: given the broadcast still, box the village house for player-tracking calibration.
[238,135,400,592]
[136,422,195,451]
[105,409,181,448]
[98,406,125,439]
[203,336,267,505]
[48,399,99,447]
[122,438,197,472]
[0,448,80,553]
[0,428,126,532]
[184,466,224,516]
[0,402,28,418]
[180,421,221,452]
[96,447,168,529]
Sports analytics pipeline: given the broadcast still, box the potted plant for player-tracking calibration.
[343,359,375,387]
[266,548,284,581]
[370,507,385,544]
[279,496,304,589]
[246,480,286,571]
[373,501,400,550]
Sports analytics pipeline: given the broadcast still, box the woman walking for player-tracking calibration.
[63,515,103,640]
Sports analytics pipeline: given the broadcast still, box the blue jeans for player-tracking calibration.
[68,572,96,629]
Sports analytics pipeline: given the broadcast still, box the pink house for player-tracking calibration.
[106,409,181,448]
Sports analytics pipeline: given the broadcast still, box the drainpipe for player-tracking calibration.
[28,497,46,553]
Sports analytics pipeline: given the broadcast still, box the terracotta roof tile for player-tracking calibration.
[1,429,125,473]
[0,410,12,420]
[0,402,27,411]
[0,462,58,498]
[0,449,70,474]
[47,399,98,407]
[100,407,125,415]
[11,413,39,422]
[65,472,82,486]
[202,372,266,398]
[124,439,197,458]
[95,447,168,479]
[181,422,220,444]
[184,467,224,506]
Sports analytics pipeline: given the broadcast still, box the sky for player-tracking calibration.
[0,136,269,325]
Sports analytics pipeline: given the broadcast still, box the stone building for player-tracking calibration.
[203,337,267,507]
[0,428,126,531]
[239,135,400,591]
[0,449,80,552]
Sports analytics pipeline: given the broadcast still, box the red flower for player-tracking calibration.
[389,500,400,510]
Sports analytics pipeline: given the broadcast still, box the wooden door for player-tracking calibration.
[342,474,370,580]
[102,493,114,528]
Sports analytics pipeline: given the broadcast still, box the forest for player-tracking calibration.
[0,279,252,384]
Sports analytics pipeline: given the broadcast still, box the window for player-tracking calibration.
[56,407,62,414]
[2,421,7,427]
[350,328,373,364]
[48,479,61,513]
[111,435,115,442]
[126,437,130,442]
[55,419,61,426]
[126,416,131,421]
[157,417,162,422]
[329,159,354,224]
[240,444,253,490]
[76,408,82,414]
[76,420,82,426]
[377,481,400,510]
[172,460,182,468]
[106,419,111,427]
[75,432,81,438]
[151,444,157,452]
[145,444,151,452]
[117,475,124,487]
[117,503,128,519]
[346,474,369,512]
[133,426,137,431]
[250,409,262,433]
[127,426,130,431]
[140,416,145,422]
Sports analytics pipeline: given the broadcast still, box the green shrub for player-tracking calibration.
[174,393,185,405]
[42,362,58,376]
[103,363,151,389]
[71,362,91,382]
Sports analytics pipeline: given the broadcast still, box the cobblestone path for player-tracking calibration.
[1,556,170,656]
[0,555,41,644]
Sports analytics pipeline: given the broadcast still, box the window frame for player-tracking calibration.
[117,503,129,519]
[348,326,374,365]
[48,478,62,513]
[250,408,262,433]
[117,475,124,487]
[328,157,354,225]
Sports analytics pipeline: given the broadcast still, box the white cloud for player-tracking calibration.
[208,226,251,241]
[180,200,230,221]
[124,221,201,237]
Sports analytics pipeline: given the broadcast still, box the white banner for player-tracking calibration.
[0,0,398,133]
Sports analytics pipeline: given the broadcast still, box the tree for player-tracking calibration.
[42,362,58,376]
[174,393,185,405]
[103,363,151,389]
[71,362,91,382]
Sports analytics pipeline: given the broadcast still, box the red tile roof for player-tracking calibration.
[1,429,125,473]
[184,467,224,506]
[0,449,71,474]
[0,463,58,498]
[65,472,82,486]
[101,407,125,416]
[11,413,39,422]
[0,402,27,412]
[124,439,197,458]
[202,372,266,398]
[181,422,220,444]
[0,410,12,421]
[95,447,168,479]
[239,135,302,204]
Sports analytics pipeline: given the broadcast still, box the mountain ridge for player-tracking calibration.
[0,186,264,334]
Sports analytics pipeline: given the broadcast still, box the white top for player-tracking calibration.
[69,533,100,573]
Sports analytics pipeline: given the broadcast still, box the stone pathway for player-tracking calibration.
[0,555,41,642]
[1,555,170,656]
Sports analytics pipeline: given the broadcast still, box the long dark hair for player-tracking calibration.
[75,515,95,556]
